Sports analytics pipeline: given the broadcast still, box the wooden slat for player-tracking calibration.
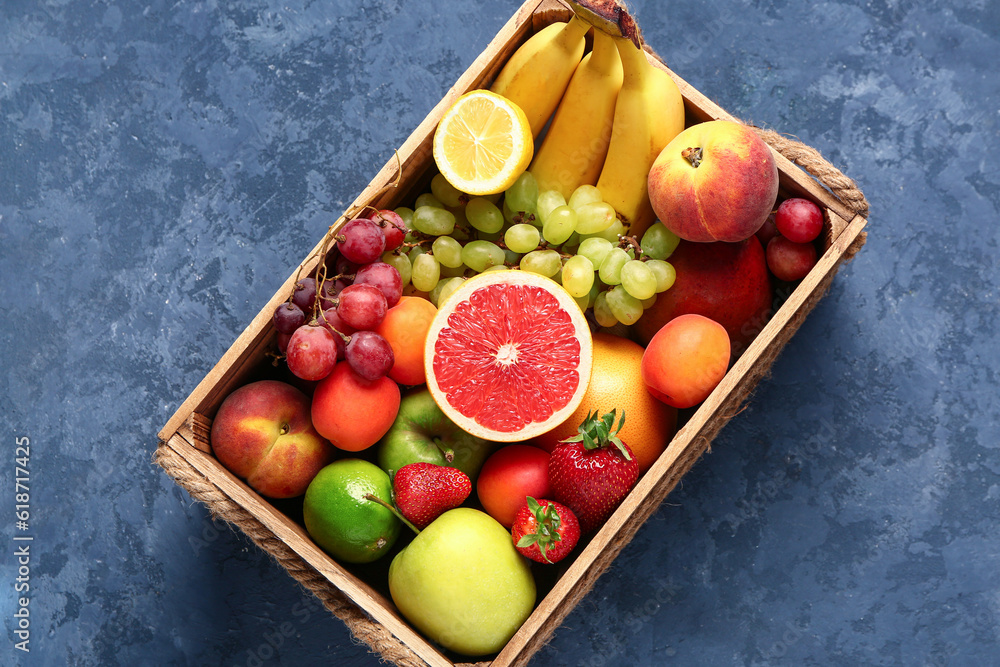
[495,212,869,667]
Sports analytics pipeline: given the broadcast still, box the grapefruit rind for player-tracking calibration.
[423,271,593,442]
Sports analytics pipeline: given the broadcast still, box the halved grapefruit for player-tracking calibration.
[424,271,593,442]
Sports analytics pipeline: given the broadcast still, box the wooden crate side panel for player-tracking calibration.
[495,213,868,667]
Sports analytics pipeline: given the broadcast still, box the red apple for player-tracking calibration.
[633,237,772,357]
[210,380,335,498]
[648,120,779,243]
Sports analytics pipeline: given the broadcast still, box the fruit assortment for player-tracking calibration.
[207,0,831,657]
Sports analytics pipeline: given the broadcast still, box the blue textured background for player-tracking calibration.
[2,0,998,665]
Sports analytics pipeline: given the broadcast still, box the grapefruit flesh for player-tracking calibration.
[424,271,593,442]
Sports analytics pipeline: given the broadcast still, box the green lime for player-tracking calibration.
[303,459,400,564]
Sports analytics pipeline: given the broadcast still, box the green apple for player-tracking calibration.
[388,508,536,656]
[377,389,495,481]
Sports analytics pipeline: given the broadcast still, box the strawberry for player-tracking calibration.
[511,497,580,564]
[392,462,471,529]
[548,409,639,533]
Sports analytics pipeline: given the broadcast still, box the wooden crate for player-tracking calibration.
[156,1,868,665]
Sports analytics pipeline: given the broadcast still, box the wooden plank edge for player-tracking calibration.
[159,433,455,667]
[496,213,869,666]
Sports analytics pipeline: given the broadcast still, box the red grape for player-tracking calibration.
[775,198,823,243]
[767,236,818,281]
[277,332,292,354]
[334,253,359,277]
[273,302,306,334]
[319,278,349,311]
[335,284,388,330]
[337,218,385,264]
[285,324,338,381]
[345,330,395,381]
[755,212,779,247]
[373,209,408,251]
[291,277,317,313]
[354,262,402,307]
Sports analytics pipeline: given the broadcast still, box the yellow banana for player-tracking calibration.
[490,16,589,138]
[595,35,685,239]
[529,29,624,199]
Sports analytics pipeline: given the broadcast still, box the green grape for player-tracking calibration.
[476,228,504,243]
[561,254,595,298]
[568,184,603,211]
[620,260,657,300]
[505,223,541,254]
[411,253,441,292]
[640,222,680,260]
[450,207,472,242]
[414,192,445,210]
[574,201,617,235]
[382,251,412,287]
[483,264,510,272]
[413,206,456,236]
[578,237,613,268]
[563,232,581,249]
[502,198,520,226]
[503,247,522,265]
[462,240,505,273]
[505,171,539,215]
[428,278,447,306]
[536,190,567,226]
[395,207,414,230]
[593,291,617,328]
[466,197,504,233]
[582,218,624,243]
[542,205,577,245]
[431,174,466,208]
[573,292,589,313]
[407,244,427,263]
[646,259,676,292]
[440,264,467,278]
[598,247,629,285]
[606,285,643,325]
[431,236,464,268]
[436,277,466,306]
[520,249,561,277]
[641,294,658,309]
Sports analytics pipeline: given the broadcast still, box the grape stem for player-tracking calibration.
[619,235,643,259]
[364,493,421,535]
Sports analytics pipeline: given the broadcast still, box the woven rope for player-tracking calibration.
[154,51,869,666]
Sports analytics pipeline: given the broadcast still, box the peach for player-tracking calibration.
[648,120,778,243]
[633,237,772,357]
[312,363,401,451]
[374,296,438,385]
[210,380,335,498]
[641,314,730,409]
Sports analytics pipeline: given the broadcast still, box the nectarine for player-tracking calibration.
[641,315,730,409]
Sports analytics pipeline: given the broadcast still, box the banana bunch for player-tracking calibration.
[491,1,685,240]
[490,16,590,138]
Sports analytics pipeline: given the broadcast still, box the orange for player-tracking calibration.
[533,332,677,472]
[374,296,438,385]
[424,271,593,442]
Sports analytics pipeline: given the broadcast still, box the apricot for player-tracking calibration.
[374,296,438,385]
[632,237,772,357]
[641,314,730,409]
[312,363,401,451]
[648,120,778,243]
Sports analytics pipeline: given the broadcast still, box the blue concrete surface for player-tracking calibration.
[1,0,997,665]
